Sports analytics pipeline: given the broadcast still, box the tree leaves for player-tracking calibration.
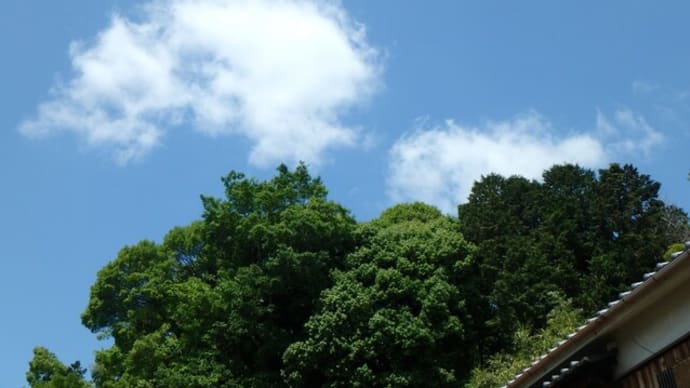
[79,163,357,387]
[283,203,475,387]
[26,347,91,388]
[28,163,688,387]
[458,163,684,362]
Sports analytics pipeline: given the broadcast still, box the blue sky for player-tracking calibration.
[1,0,689,385]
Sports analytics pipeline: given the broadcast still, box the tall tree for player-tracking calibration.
[81,163,358,387]
[283,203,477,387]
[581,163,668,310]
[458,163,685,360]
[458,174,546,357]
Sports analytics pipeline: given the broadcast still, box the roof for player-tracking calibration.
[504,241,690,388]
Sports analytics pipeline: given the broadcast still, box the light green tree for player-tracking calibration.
[26,347,91,388]
[465,293,583,388]
[81,163,358,387]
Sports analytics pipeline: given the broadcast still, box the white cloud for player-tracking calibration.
[388,110,663,213]
[20,0,380,166]
[632,80,658,95]
[596,108,664,156]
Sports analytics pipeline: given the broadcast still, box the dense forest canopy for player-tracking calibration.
[28,163,689,387]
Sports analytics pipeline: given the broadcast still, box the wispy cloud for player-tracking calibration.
[629,81,690,134]
[596,108,664,156]
[20,0,380,166]
[388,110,663,213]
[632,80,658,95]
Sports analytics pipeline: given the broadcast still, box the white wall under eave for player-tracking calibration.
[612,275,690,379]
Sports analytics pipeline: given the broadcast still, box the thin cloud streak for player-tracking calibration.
[596,108,664,156]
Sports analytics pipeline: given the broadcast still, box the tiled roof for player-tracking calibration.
[504,240,690,388]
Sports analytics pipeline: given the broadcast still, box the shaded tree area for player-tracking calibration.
[283,203,477,386]
[459,163,688,362]
[27,163,688,387]
[466,293,584,388]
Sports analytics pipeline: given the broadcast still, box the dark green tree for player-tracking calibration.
[283,203,477,387]
[458,163,686,361]
[581,163,668,310]
[458,174,546,358]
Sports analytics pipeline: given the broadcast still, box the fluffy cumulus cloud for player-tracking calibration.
[20,0,380,165]
[388,110,663,213]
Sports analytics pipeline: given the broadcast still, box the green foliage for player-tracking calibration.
[458,163,685,361]
[581,164,668,310]
[29,162,688,387]
[659,205,690,244]
[458,173,560,356]
[664,242,687,260]
[26,347,91,388]
[283,203,476,387]
[465,294,583,388]
[81,163,357,387]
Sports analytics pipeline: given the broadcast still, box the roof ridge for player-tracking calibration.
[505,240,690,388]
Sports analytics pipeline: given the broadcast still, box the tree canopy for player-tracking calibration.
[78,163,358,387]
[283,203,476,386]
[26,347,90,388]
[27,163,689,387]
